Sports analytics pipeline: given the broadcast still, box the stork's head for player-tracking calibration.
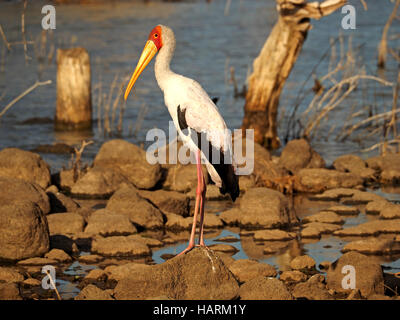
[124,25,174,101]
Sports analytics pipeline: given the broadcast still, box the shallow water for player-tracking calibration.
[1,0,400,299]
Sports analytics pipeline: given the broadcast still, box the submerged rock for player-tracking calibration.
[326,251,384,297]
[253,229,295,241]
[113,247,239,300]
[301,222,342,239]
[0,201,49,261]
[0,148,51,189]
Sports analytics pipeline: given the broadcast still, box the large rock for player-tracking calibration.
[0,177,50,214]
[84,209,137,236]
[138,190,190,216]
[106,186,164,229]
[47,212,85,235]
[0,148,51,189]
[163,164,205,193]
[290,255,316,270]
[228,259,277,283]
[94,139,162,190]
[326,251,384,297]
[91,235,151,257]
[0,201,49,261]
[239,277,292,300]
[113,247,239,300]
[70,167,132,198]
[333,154,376,181]
[280,139,325,174]
[239,188,290,229]
[295,169,363,193]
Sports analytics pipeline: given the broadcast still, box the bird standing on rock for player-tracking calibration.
[124,25,239,255]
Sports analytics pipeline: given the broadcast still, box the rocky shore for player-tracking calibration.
[0,139,399,300]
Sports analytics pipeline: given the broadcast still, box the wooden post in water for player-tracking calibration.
[55,47,92,130]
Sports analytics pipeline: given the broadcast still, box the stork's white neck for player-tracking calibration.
[155,37,176,92]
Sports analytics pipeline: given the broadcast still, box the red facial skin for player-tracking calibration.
[148,26,163,50]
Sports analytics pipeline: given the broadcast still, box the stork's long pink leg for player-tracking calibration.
[176,149,204,256]
[198,174,207,247]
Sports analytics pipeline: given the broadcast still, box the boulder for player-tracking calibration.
[91,235,151,257]
[228,259,277,283]
[0,148,51,189]
[239,188,290,229]
[0,177,50,214]
[366,153,400,184]
[280,139,325,173]
[333,154,376,181]
[105,262,150,282]
[138,190,190,216]
[75,284,113,300]
[295,169,363,193]
[0,201,49,261]
[93,139,162,189]
[47,212,85,235]
[239,277,292,300]
[70,167,132,198]
[84,209,137,236]
[106,186,164,229]
[326,251,384,297]
[113,248,239,300]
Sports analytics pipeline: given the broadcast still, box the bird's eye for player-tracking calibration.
[154,33,158,38]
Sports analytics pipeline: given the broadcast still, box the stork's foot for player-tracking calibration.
[176,242,195,256]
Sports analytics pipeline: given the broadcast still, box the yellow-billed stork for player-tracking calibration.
[124,25,239,255]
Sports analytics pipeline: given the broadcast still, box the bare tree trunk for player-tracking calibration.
[378,0,400,69]
[55,47,92,130]
[242,0,346,149]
